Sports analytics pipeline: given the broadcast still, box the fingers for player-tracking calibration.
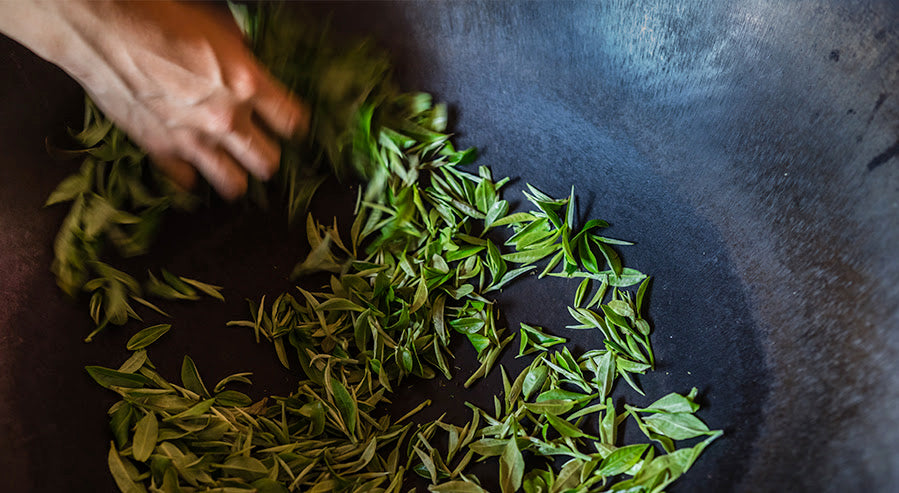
[194,75,305,197]
[152,105,288,199]
[181,136,248,200]
[150,154,197,191]
[123,7,310,200]
[252,73,310,139]
[219,114,281,180]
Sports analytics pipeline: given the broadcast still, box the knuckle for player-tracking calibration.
[230,66,260,100]
[206,107,241,136]
[172,130,202,157]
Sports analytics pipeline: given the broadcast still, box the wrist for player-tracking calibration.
[0,1,124,91]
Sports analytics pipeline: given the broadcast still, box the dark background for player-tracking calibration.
[1,1,897,491]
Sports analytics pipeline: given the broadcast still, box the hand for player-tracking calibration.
[0,0,308,199]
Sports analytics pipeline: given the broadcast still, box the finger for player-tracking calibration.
[252,74,310,139]
[150,153,197,191]
[183,139,248,200]
[220,119,281,181]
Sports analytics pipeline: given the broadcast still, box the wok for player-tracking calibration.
[1,1,897,491]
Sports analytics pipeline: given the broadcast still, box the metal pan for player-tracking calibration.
[1,1,897,491]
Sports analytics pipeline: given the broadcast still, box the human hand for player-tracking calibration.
[0,0,308,199]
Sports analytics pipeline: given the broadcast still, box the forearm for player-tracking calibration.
[0,0,126,97]
[1,2,93,69]
[0,1,68,60]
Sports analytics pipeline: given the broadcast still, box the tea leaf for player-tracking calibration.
[213,372,253,393]
[316,297,366,312]
[429,481,489,493]
[489,212,537,228]
[132,412,158,462]
[641,389,700,414]
[178,277,225,302]
[125,324,171,351]
[180,356,210,398]
[597,443,649,477]
[573,278,590,307]
[215,390,252,407]
[545,413,595,439]
[107,442,147,493]
[644,412,711,440]
[168,398,216,420]
[523,364,548,400]
[331,379,358,438]
[499,435,524,493]
[501,243,561,265]
[109,403,133,450]
[217,456,268,481]
[449,317,485,334]
[86,366,148,389]
[117,351,148,374]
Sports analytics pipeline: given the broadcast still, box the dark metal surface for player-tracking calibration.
[2,1,897,491]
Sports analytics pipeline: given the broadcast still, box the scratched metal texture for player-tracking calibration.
[1,1,897,491]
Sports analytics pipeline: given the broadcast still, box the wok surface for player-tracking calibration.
[1,1,897,491]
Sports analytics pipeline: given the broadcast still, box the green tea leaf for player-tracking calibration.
[544,413,595,439]
[180,356,210,398]
[178,276,225,302]
[644,412,711,440]
[449,317,485,334]
[642,389,700,414]
[485,200,510,228]
[594,236,634,246]
[429,481,489,493]
[636,276,651,314]
[523,400,576,415]
[593,238,622,277]
[132,412,158,462]
[499,435,525,493]
[536,388,593,404]
[331,379,358,438]
[86,366,149,389]
[215,390,252,407]
[117,351,148,373]
[502,243,561,265]
[411,279,429,313]
[523,364,548,400]
[507,218,551,248]
[213,372,253,393]
[469,438,510,457]
[574,278,590,307]
[217,456,268,481]
[125,324,171,351]
[597,444,649,477]
[107,442,147,493]
[490,212,537,228]
[109,403,133,450]
[316,297,367,312]
[168,398,216,420]
[486,265,534,293]
[45,172,90,206]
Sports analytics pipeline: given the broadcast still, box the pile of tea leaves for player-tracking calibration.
[47,3,720,492]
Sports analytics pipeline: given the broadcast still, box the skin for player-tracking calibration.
[0,0,309,199]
